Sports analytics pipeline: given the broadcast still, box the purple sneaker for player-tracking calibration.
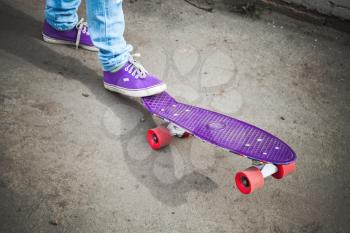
[103,58,167,97]
[42,18,98,52]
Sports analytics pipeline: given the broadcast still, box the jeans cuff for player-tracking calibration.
[101,45,133,71]
[45,16,78,31]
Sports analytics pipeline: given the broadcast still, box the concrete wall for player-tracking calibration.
[283,0,350,20]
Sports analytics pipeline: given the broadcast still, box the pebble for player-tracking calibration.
[50,219,59,226]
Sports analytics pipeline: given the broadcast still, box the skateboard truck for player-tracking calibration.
[254,161,278,178]
[147,123,190,150]
[167,123,190,138]
[235,161,296,195]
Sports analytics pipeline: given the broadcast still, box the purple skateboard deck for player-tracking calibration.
[142,92,296,165]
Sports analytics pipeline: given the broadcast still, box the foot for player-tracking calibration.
[42,18,98,52]
[103,58,167,97]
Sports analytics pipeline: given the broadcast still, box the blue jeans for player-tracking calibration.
[45,0,133,71]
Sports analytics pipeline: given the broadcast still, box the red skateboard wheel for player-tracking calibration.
[235,167,264,195]
[147,126,172,150]
[272,161,296,179]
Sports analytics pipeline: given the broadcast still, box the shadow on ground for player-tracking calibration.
[0,1,218,215]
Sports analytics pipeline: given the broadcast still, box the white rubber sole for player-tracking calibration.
[104,83,167,97]
[42,34,98,52]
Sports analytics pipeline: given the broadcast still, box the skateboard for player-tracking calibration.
[141,92,297,194]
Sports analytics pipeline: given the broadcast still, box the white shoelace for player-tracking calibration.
[124,56,149,79]
[75,18,88,49]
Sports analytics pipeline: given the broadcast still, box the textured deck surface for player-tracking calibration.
[142,92,296,164]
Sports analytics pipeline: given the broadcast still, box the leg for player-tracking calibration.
[85,0,132,71]
[45,0,81,31]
